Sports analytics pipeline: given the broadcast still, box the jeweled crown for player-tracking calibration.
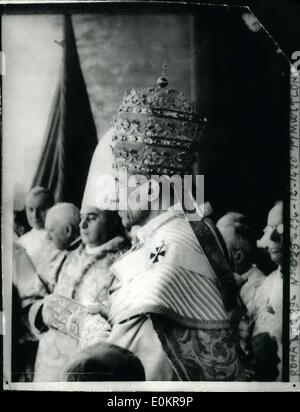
[111,66,207,175]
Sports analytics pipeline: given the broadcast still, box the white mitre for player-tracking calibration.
[81,128,116,210]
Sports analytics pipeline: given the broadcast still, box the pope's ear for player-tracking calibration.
[65,223,73,238]
[235,250,245,265]
[147,179,160,201]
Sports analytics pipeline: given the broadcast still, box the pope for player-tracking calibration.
[103,72,243,381]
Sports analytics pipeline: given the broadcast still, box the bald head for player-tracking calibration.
[25,186,54,230]
[45,203,80,250]
[217,212,254,274]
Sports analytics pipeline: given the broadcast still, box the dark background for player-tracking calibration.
[192,4,291,233]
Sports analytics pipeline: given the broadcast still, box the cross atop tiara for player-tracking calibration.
[161,62,167,78]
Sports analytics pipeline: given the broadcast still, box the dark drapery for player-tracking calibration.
[32,15,98,208]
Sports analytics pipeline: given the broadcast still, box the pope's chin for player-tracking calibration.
[80,232,89,243]
[269,248,283,265]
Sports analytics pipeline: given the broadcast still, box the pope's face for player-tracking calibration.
[79,207,108,247]
[25,194,50,230]
[114,169,150,230]
[257,202,283,266]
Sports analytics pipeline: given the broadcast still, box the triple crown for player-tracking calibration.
[111,72,207,175]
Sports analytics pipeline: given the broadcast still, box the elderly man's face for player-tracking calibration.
[79,207,108,247]
[257,202,283,266]
[114,169,151,230]
[45,217,70,250]
[26,194,50,230]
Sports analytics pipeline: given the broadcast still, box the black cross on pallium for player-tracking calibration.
[150,242,166,263]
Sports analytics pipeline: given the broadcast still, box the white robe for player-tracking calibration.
[13,241,37,303]
[18,229,56,273]
[240,265,265,316]
[33,237,125,382]
[252,268,283,380]
[108,209,242,381]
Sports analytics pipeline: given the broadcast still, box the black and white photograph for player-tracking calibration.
[1,0,300,392]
